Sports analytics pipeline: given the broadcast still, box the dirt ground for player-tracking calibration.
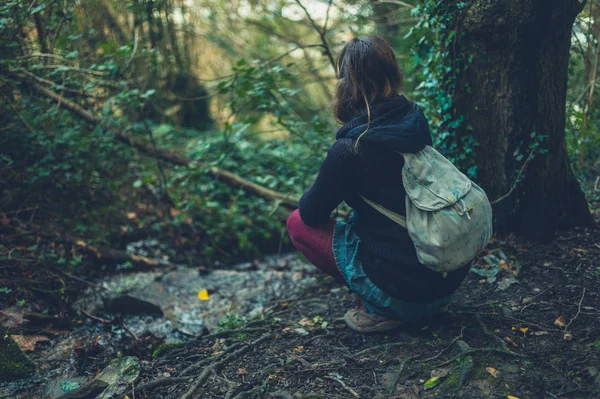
[125,225,600,399]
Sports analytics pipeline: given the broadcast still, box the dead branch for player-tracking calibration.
[73,239,170,270]
[25,82,300,211]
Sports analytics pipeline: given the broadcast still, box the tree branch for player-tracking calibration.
[24,81,300,211]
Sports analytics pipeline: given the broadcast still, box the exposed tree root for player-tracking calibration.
[134,377,191,395]
[180,333,274,399]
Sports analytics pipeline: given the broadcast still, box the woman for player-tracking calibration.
[286,36,471,333]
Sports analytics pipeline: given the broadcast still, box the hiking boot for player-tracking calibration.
[344,308,401,333]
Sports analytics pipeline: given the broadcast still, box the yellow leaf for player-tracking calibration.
[486,367,500,378]
[197,289,210,301]
[554,316,566,328]
[507,396,519,399]
[294,346,304,352]
[125,396,131,399]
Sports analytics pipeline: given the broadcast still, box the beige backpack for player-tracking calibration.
[361,145,493,273]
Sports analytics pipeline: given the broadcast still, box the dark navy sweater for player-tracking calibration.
[299,94,470,303]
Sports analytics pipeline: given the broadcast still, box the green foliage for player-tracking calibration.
[217,313,248,331]
[408,1,476,176]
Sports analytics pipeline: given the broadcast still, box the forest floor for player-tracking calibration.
[1,213,600,399]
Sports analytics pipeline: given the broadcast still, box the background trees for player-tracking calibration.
[1,0,598,262]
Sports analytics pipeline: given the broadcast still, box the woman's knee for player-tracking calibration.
[286,209,303,241]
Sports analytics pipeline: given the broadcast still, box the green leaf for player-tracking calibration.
[424,376,441,390]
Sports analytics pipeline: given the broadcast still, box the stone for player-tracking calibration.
[103,294,163,316]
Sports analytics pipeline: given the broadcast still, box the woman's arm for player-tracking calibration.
[299,139,355,227]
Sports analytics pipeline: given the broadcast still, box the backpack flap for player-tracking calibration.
[400,146,472,210]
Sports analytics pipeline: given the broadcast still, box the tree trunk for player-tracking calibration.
[453,0,594,240]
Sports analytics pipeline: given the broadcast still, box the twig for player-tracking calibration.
[121,319,139,344]
[353,342,410,357]
[293,0,336,70]
[180,334,274,399]
[564,287,586,332]
[594,176,599,191]
[81,309,111,324]
[324,376,360,398]
[417,326,466,362]
[475,314,507,350]
[134,377,190,394]
[434,347,526,368]
[491,149,535,204]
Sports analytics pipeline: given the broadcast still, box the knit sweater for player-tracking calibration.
[299,94,470,303]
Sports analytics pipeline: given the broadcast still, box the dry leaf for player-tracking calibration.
[12,335,50,352]
[294,346,304,352]
[126,212,137,219]
[237,368,247,375]
[197,289,210,301]
[486,367,500,378]
[125,396,131,399]
[298,318,314,326]
[430,368,450,378]
[507,396,520,399]
[554,316,567,328]
[504,336,519,347]
[563,333,573,341]
[511,326,528,336]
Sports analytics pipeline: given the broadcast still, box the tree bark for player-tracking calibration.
[453,0,594,240]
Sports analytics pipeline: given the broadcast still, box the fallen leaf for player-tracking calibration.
[126,212,137,219]
[504,336,519,347]
[424,376,441,390]
[511,326,528,336]
[430,368,450,378]
[507,396,520,399]
[554,316,567,328]
[298,318,314,326]
[563,333,573,341]
[12,335,50,352]
[294,346,304,352]
[237,368,247,375]
[125,396,131,399]
[486,367,501,378]
[197,289,210,301]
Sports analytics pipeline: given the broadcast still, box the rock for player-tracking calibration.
[44,377,89,399]
[0,325,36,380]
[103,294,163,316]
[58,357,140,399]
[94,356,140,386]
[58,379,108,399]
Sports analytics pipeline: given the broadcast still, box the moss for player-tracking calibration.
[152,342,185,357]
[592,338,600,352]
[0,327,35,380]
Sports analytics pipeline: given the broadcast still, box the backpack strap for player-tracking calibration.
[359,195,407,228]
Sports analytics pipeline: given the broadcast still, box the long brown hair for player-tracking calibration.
[333,36,403,149]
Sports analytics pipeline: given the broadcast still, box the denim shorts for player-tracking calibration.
[332,220,452,323]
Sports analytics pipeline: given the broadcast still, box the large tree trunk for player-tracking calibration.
[453,0,594,240]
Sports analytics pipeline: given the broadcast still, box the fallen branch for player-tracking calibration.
[74,239,170,270]
[26,82,300,211]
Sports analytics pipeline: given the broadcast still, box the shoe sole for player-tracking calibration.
[343,312,402,334]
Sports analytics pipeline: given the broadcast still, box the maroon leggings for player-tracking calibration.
[286,209,344,282]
